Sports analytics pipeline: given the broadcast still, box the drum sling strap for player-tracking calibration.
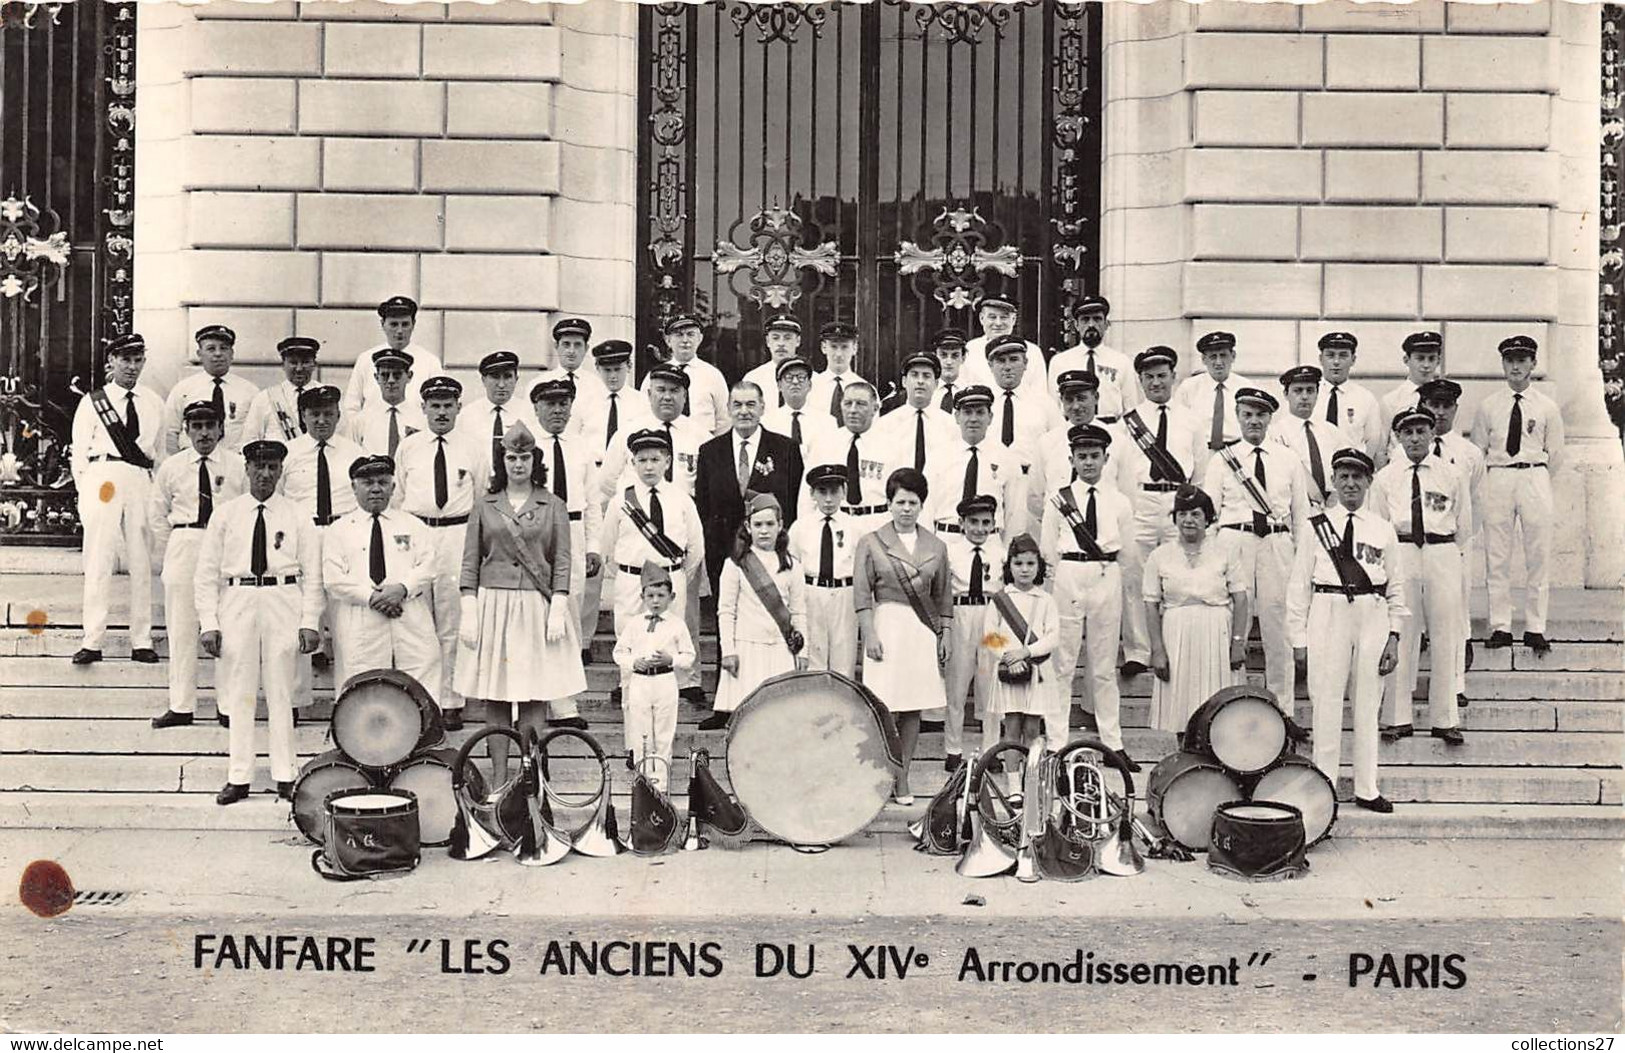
[1215,443,1278,522]
[1052,487,1108,561]
[1120,408,1185,484]
[89,387,154,470]
[1308,512,1373,603]
[274,394,300,442]
[883,546,939,635]
[737,550,804,654]
[623,486,685,564]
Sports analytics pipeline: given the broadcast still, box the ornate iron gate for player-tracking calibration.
[636,0,1101,385]
[0,0,136,545]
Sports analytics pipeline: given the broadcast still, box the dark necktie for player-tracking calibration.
[125,391,140,442]
[646,614,662,633]
[1086,348,1097,375]
[387,408,401,458]
[939,383,954,414]
[1001,391,1016,447]
[1410,465,1425,546]
[1434,437,1443,457]
[1325,385,1341,427]
[829,376,844,418]
[1151,406,1170,481]
[1210,382,1226,450]
[961,445,979,505]
[677,363,692,416]
[663,421,675,482]
[428,439,447,511]
[251,504,268,576]
[969,545,985,602]
[316,441,332,522]
[196,457,214,526]
[845,436,862,505]
[790,410,802,447]
[606,393,619,447]
[913,410,927,472]
[211,377,226,427]
[552,435,568,502]
[1340,512,1356,560]
[819,516,835,580]
[1252,447,1269,534]
[1305,421,1326,498]
[736,436,752,494]
[293,386,307,434]
[491,408,505,475]
[648,486,665,533]
[1506,394,1523,457]
[1084,485,1098,538]
[369,513,386,585]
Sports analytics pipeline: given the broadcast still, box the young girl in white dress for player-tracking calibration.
[983,533,1061,755]
[712,493,810,716]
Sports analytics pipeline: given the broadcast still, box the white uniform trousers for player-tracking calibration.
[220,582,300,784]
[1121,492,1178,664]
[565,516,589,644]
[802,583,858,679]
[332,598,442,700]
[579,561,605,648]
[943,600,995,757]
[1482,466,1552,634]
[1384,544,1463,732]
[1228,529,1296,713]
[625,670,679,790]
[293,524,338,709]
[424,523,465,710]
[1052,560,1125,750]
[1307,592,1388,801]
[160,529,206,714]
[78,461,154,650]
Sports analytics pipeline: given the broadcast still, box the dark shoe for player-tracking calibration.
[1380,723,1414,742]
[442,709,464,731]
[276,780,295,801]
[1464,640,1475,671]
[679,686,707,707]
[1523,631,1551,656]
[1284,716,1312,745]
[1419,633,1429,654]
[131,647,159,664]
[1074,710,1100,733]
[216,782,250,806]
[217,712,231,729]
[696,712,730,732]
[919,719,945,733]
[1485,630,1514,650]
[1119,660,1148,678]
[546,716,589,731]
[1431,727,1465,746]
[1457,692,1469,709]
[151,710,193,729]
[311,652,331,670]
[1354,794,1394,814]
[943,753,964,773]
[71,648,102,665]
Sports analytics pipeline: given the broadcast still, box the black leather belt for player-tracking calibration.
[1222,522,1291,537]
[175,523,206,530]
[1397,532,1456,545]
[1096,416,1119,425]
[1492,462,1545,470]
[619,562,680,576]
[842,503,887,516]
[805,575,853,588]
[1061,551,1118,563]
[313,515,339,527]
[954,595,989,606]
[635,664,675,677]
[1140,482,1182,492]
[567,511,583,521]
[419,513,469,527]
[230,575,298,587]
[1313,583,1387,598]
[935,522,964,533]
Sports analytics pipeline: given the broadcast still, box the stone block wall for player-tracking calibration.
[134,0,637,393]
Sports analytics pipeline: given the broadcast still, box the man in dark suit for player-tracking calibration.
[695,379,805,593]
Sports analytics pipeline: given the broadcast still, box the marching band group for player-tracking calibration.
[71,292,1566,814]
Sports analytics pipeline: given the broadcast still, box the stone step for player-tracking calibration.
[1,792,1618,840]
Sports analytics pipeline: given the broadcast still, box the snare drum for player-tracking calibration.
[1184,685,1288,776]
[387,749,487,848]
[1146,751,1241,852]
[293,750,377,845]
[1207,800,1308,881]
[317,788,421,879]
[332,668,446,770]
[1247,754,1338,848]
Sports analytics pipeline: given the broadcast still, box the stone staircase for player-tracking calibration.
[2,549,1621,840]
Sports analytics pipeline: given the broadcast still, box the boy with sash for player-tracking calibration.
[872,351,956,476]
[70,332,164,665]
[596,428,706,700]
[644,312,731,437]
[1027,369,1105,530]
[1416,377,1483,705]
[348,347,426,460]
[1174,330,1257,473]
[940,493,1006,771]
[742,315,805,409]
[1108,346,1206,677]
[926,385,1021,543]
[1272,365,1344,511]
[149,401,246,728]
[598,363,706,499]
[1370,407,1470,747]
[343,295,443,420]
[242,336,319,444]
[530,376,606,650]
[1312,331,1386,461]
[1046,295,1133,422]
[461,350,539,490]
[161,324,258,455]
[394,375,479,728]
[787,464,860,679]
[612,561,696,790]
[801,380,896,536]
[1040,423,1136,764]
[763,355,836,458]
[1286,448,1409,814]
[1201,387,1312,724]
[932,328,970,413]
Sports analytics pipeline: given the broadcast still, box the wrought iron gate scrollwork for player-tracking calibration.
[894,205,1021,311]
[714,206,840,309]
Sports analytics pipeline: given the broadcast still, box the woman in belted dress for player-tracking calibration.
[457,421,587,780]
[853,467,952,804]
[1141,484,1250,741]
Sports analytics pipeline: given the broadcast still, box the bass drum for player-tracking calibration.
[293,750,377,845]
[1184,684,1288,776]
[1146,751,1241,852]
[331,668,446,770]
[1247,754,1338,848]
[387,749,488,848]
[726,670,902,847]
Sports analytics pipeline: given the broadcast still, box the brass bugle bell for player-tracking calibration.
[570,759,626,858]
[1014,737,1047,883]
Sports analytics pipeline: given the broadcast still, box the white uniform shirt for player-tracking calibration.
[763,402,838,460]
[394,429,481,520]
[576,386,646,463]
[279,433,365,522]
[1313,379,1385,458]
[322,507,438,608]
[613,609,696,677]
[642,356,731,437]
[871,402,957,473]
[460,397,541,488]
[1369,453,1474,544]
[1268,414,1345,508]
[148,446,247,553]
[1200,439,1312,535]
[1380,379,1428,422]
[1040,479,1133,562]
[535,365,610,442]
[342,343,442,419]
[1025,421,1088,523]
[1470,385,1566,472]
[800,426,896,518]
[1430,432,1485,537]
[597,415,707,500]
[242,380,310,444]
[990,385,1061,467]
[925,438,1021,536]
[535,428,605,551]
[1105,400,1206,497]
[70,381,164,484]
[1173,369,1258,450]
[597,480,705,575]
[193,491,325,633]
[788,509,858,582]
[347,399,428,459]
[945,533,1006,598]
[1046,343,1134,419]
[742,359,794,408]
[1285,505,1410,647]
[960,336,1050,402]
[161,371,259,454]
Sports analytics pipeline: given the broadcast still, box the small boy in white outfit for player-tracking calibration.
[612,561,696,789]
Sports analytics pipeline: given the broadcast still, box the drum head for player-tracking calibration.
[388,750,485,848]
[726,671,902,846]
[331,791,415,814]
[293,751,375,845]
[1148,752,1241,852]
[1220,802,1297,822]
[1187,686,1287,775]
[1250,757,1338,847]
[333,671,434,769]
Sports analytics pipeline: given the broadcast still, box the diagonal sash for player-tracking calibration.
[89,388,153,470]
[623,485,685,564]
[738,550,803,654]
[881,546,939,635]
[1120,408,1186,484]
[1051,486,1108,561]
[1216,443,1282,525]
[1308,512,1373,603]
